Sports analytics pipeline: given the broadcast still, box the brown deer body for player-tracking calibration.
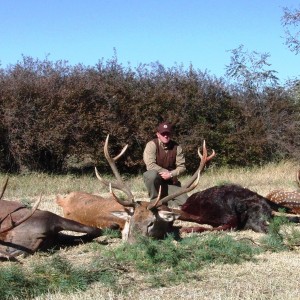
[266,170,300,214]
[266,190,300,214]
[56,192,125,230]
[0,202,102,258]
[0,180,101,258]
[56,135,215,242]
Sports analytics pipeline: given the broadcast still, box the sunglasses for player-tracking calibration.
[160,132,171,137]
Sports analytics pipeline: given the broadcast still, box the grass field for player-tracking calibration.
[1,160,300,300]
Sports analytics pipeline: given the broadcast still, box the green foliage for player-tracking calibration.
[20,198,33,208]
[260,215,291,252]
[2,222,300,297]
[261,212,300,251]
[284,226,300,248]
[224,45,300,165]
[0,255,118,299]
[101,228,122,238]
[268,213,289,238]
[106,233,260,287]
[225,44,279,92]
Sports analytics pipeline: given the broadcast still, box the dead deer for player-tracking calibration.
[0,179,102,258]
[56,135,215,243]
[0,177,41,234]
[265,170,300,214]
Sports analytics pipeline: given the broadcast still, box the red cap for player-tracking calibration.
[157,122,172,134]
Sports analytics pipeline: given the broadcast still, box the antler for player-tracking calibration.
[296,170,300,188]
[182,140,215,189]
[95,135,135,207]
[147,140,215,209]
[0,177,42,233]
[147,170,201,210]
[0,177,9,200]
[0,195,42,233]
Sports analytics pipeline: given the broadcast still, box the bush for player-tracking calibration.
[0,55,299,173]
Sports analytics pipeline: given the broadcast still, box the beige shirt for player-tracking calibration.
[143,139,186,177]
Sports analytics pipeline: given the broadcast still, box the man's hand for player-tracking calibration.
[159,171,172,180]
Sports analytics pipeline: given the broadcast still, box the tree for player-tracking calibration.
[225,45,279,94]
[282,6,300,54]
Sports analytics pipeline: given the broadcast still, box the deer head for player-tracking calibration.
[95,135,215,242]
[0,178,41,233]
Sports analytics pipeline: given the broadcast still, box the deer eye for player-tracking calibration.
[148,221,154,228]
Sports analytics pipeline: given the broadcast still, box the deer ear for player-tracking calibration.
[111,211,129,220]
[56,194,63,205]
[111,207,134,220]
[158,210,180,221]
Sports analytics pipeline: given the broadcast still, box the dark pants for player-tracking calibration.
[143,170,188,208]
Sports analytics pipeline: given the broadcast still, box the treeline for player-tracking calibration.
[0,55,299,174]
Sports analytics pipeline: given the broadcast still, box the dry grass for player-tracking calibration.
[1,160,298,201]
[30,248,300,300]
[1,160,300,300]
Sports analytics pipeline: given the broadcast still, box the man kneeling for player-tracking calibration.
[143,121,188,208]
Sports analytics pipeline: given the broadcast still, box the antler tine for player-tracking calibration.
[296,170,300,188]
[113,144,128,161]
[104,135,126,183]
[208,149,216,161]
[182,140,215,189]
[198,140,206,160]
[0,194,42,234]
[198,140,216,163]
[148,186,162,209]
[109,183,135,207]
[31,194,42,211]
[95,167,131,193]
[0,177,9,200]
[95,135,134,204]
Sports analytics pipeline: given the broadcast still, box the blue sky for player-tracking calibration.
[0,0,299,83]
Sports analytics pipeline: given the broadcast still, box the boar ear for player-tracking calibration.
[235,201,248,213]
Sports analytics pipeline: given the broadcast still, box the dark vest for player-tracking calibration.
[153,138,178,171]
